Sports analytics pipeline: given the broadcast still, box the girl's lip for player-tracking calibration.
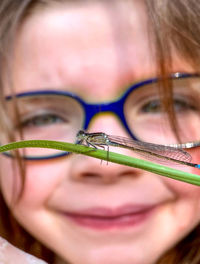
[59,204,159,229]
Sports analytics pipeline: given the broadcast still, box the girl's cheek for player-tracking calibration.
[163,145,200,210]
[162,177,200,234]
[17,161,67,206]
[163,147,200,199]
[164,176,200,210]
[0,157,67,207]
[0,159,22,204]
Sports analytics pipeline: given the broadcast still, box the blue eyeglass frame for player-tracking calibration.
[5,72,200,160]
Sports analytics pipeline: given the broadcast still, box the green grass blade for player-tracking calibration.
[0,139,200,185]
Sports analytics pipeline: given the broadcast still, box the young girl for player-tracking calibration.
[1,0,200,263]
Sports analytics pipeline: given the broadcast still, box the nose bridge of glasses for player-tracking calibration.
[83,100,125,130]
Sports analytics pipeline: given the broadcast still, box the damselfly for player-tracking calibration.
[76,130,200,169]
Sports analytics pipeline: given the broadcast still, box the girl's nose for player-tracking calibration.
[70,114,144,184]
[70,153,143,184]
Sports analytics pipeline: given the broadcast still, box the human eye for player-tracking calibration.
[6,95,85,143]
[140,99,161,113]
[172,97,197,112]
[20,112,65,128]
[140,96,197,114]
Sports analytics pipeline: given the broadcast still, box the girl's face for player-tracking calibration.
[1,1,200,264]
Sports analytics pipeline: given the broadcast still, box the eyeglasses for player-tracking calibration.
[3,72,200,160]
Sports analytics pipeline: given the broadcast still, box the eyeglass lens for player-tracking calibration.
[124,76,200,145]
[4,95,84,158]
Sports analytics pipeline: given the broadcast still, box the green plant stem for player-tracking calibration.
[0,139,200,185]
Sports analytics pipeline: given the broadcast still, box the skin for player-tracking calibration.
[1,1,200,264]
